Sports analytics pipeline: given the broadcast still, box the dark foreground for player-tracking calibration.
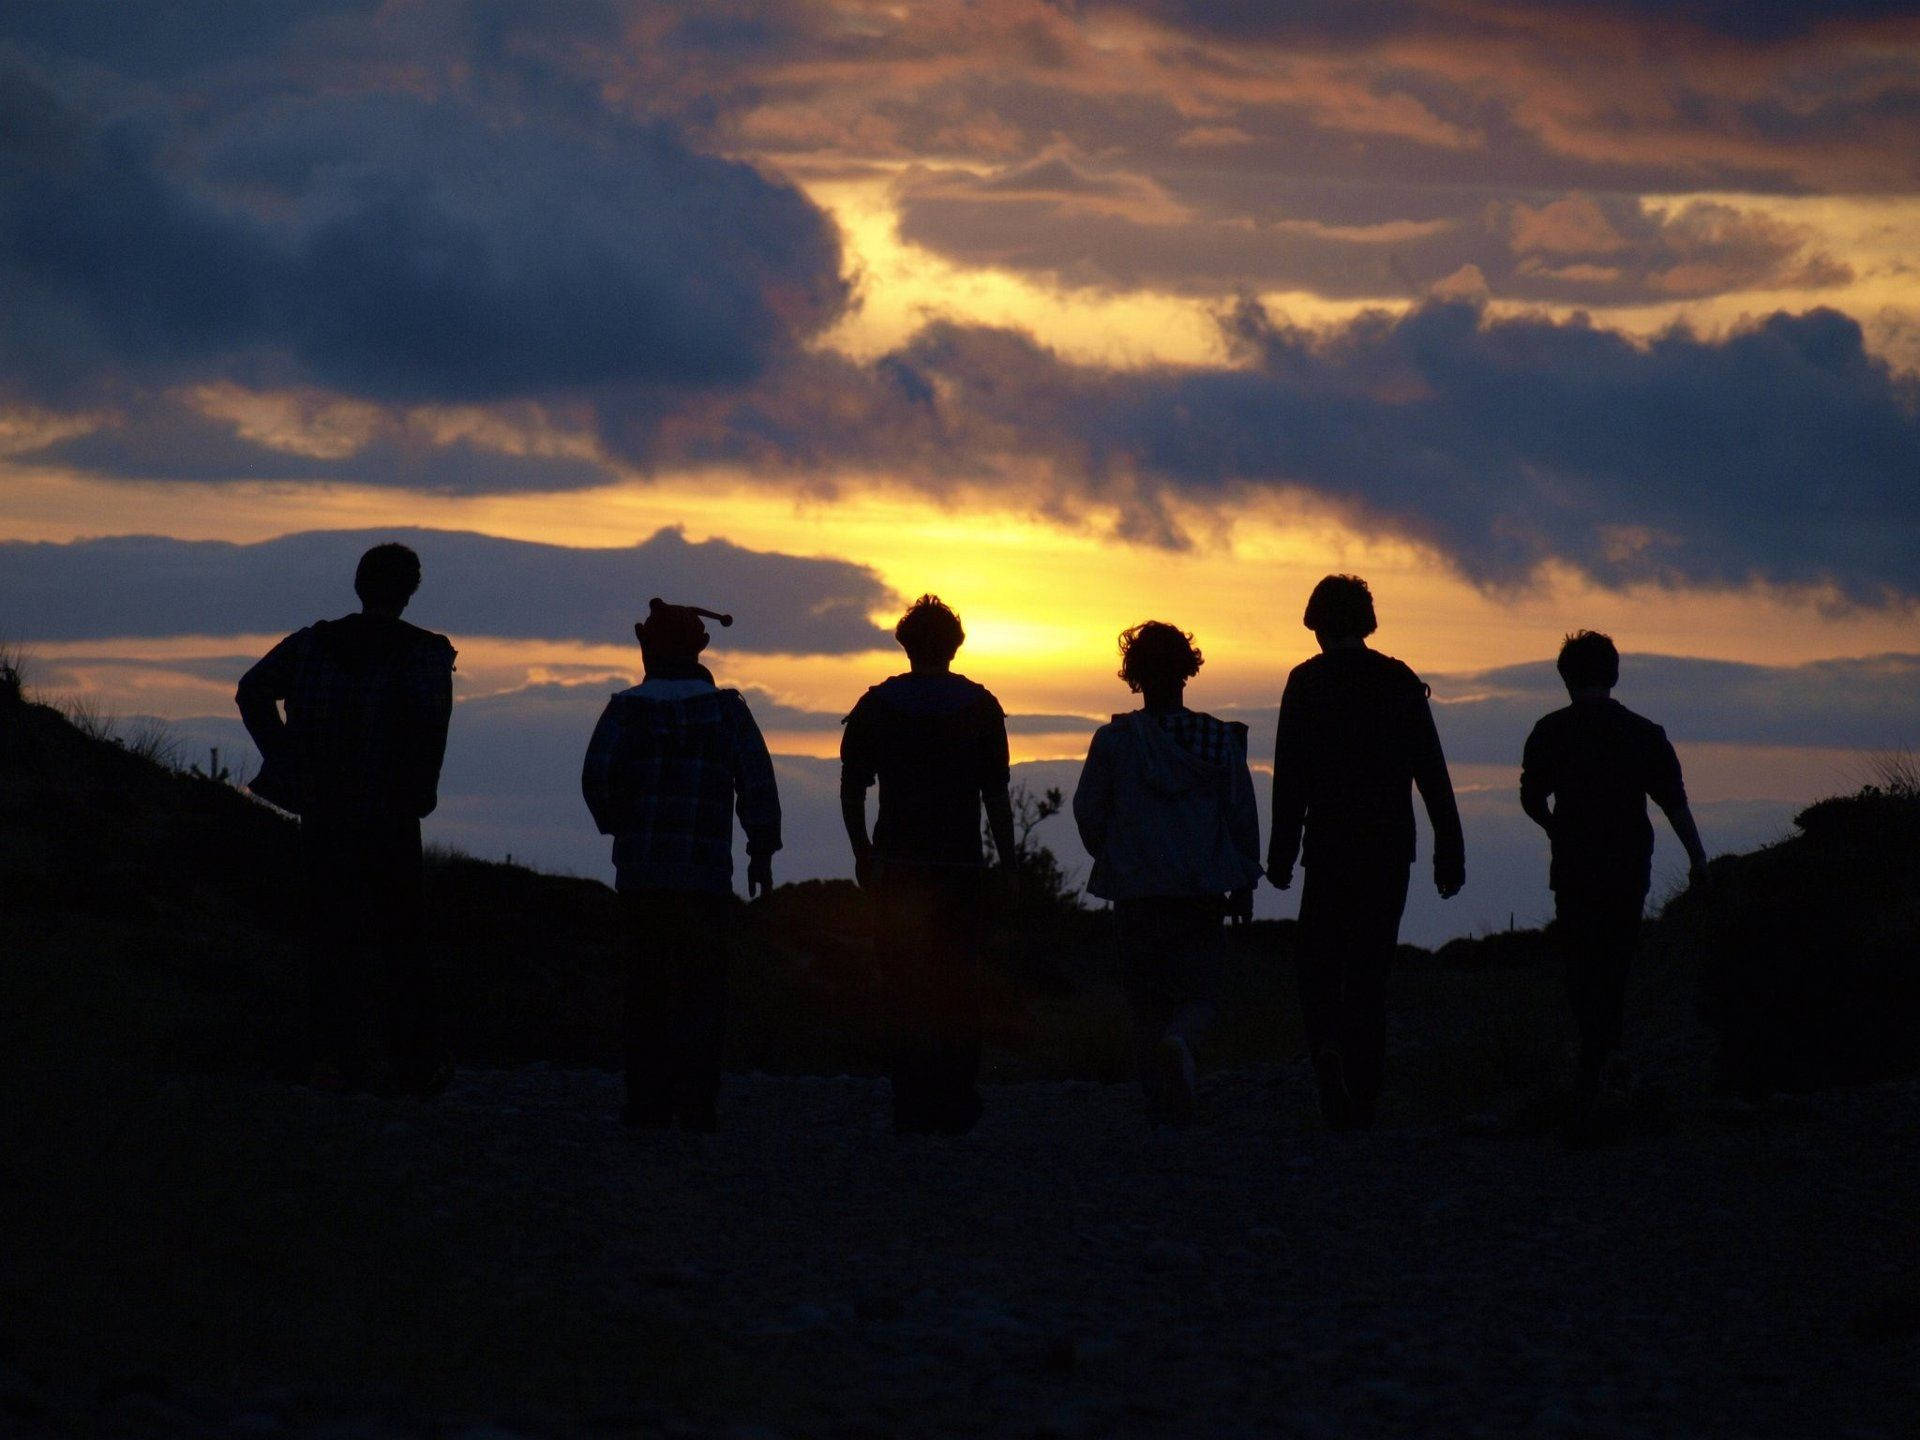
[5,1056,1916,1439]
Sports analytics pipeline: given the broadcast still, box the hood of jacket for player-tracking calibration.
[609,682,735,740]
[1115,710,1235,798]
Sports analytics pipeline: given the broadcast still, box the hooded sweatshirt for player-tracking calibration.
[237,612,455,823]
[582,672,781,895]
[1073,708,1263,902]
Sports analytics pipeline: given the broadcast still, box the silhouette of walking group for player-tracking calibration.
[239,545,1709,1140]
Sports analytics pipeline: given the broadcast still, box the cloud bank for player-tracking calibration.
[0,527,895,652]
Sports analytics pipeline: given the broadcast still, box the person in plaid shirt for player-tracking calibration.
[583,598,780,1130]
[1073,621,1263,1126]
[236,542,456,1096]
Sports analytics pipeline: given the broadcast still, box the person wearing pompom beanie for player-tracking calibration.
[583,598,781,1131]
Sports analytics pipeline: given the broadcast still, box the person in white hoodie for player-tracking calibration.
[1073,622,1263,1125]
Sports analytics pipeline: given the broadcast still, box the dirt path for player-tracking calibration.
[24,1062,1910,1438]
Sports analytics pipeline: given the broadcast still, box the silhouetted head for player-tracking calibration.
[1302,574,1376,642]
[895,594,964,668]
[354,543,422,615]
[636,597,724,665]
[1557,629,1619,694]
[1118,621,1203,696]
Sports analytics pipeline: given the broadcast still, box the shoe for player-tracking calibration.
[1152,1036,1198,1128]
[1313,1046,1355,1131]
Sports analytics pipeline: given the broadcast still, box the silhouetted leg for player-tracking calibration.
[1294,869,1347,1122]
[676,894,732,1130]
[875,866,984,1134]
[1340,866,1409,1127]
[367,820,439,1089]
[1557,885,1644,1089]
[621,889,678,1127]
[301,817,374,1084]
[1120,897,1222,1124]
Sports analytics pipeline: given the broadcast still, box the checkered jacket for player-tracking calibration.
[236,614,455,824]
[582,682,782,895]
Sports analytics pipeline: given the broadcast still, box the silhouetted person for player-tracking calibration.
[1521,630,1707,1132]
[583,599,780,1132]
[1269,574,1464,1130]
[1073,622,1262,1126]
[237,542,455,1095]
[841,595,1016,1135]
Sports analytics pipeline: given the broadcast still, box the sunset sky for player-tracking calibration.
[3,1,1917,942]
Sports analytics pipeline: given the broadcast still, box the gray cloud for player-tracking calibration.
[0,527,895,653]
[0,51,847,409]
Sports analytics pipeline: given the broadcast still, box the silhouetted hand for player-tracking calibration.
[1435,854,1465,899]
[854,852,874,890]
[1266,864,1293,891]
[1226,886,1254,924]
[747,854,773,899]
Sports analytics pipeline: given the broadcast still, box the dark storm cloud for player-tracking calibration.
[0,48,847,408]
[22,394,615,494]
[894,163,1852,303]
[0,528,894,653]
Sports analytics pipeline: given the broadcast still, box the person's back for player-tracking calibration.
[585,679,780,895]
[1522,698,1683,896]
[247,611,455,823]
[843,669,1007,866]
[1271,645,1451,872]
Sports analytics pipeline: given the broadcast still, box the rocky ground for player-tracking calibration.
[7,1057,1916,1439]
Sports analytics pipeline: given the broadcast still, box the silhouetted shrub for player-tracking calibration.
[1666,784,1920,1094]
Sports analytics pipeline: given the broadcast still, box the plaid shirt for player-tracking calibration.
[236,614,455,824]
[582,680,781,895]
[1154,708,1235,767]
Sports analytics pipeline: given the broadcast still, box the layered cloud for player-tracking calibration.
[0,527,895,652]
[0,42,846,409]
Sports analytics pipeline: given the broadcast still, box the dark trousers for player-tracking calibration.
[1554,885,1646,1082]
[872,863,985,1135]
[1296,862,1410,1126]
[300,814,435,1079]
[1115,896,1223,1116]
[621,887,734,1128]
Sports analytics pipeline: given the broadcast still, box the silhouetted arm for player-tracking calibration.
[1411,688,1465,898]
[1071,727,1114,859]
[235,635,297,761]
[729,697,781,898]
[403,637,456,818]
[581,700,623,835]
[1648,728,1708,882]
[979,694,1017,868]
[839,697,876,886]
[1267,681,1305,887]
[1519,723,1556,835]
[1226,724,1260,921]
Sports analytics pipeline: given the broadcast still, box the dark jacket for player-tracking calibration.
[1074,708,1263,901]
[237,613,455,823]
[1268,646,1463,878]
[1521,697,1687,896]
[840,671,1010,866]
[582,677,781,896]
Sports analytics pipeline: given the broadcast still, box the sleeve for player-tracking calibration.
[581,700,623,835]
[1410,682,1464,870]
[1519,719,1555,832]
[404,638,456,817]
[1071,726,1115,858]
[1267,679,1306,875]
[839,692,878,801]
[235,631,301,757]
[730,696,783,857]
[1226,722,1261,870]
[1645,725,1688,815]
[976,689,1012,797]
